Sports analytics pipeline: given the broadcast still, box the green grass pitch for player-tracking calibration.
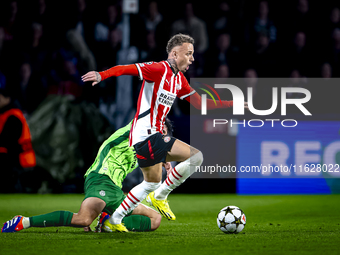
[0,194,339,255]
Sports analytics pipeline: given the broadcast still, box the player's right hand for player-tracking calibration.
[83,226,92,232]
[82,71,101,86]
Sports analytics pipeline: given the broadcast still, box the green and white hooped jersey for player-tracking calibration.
[84,121,138,188]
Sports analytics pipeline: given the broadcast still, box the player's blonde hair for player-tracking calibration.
[166,34,194,54]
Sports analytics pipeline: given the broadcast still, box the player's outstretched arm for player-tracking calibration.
[186,92,248,110]
[186,92,232,109]
[82,64,139,86]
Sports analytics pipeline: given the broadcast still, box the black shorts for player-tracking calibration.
[134,132,176,168]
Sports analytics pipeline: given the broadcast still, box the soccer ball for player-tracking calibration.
[217,205,246,234]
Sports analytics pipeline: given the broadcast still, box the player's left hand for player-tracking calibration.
[82,71,101,86]
[163,162,173,177]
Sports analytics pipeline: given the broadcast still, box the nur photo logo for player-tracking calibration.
[195,79,313,128]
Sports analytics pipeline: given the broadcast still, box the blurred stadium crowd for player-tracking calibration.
[0,0,339,116]
[0,0,339,193]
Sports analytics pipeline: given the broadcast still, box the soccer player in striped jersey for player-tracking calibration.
[82,34,243,232]
[1,119,174,233]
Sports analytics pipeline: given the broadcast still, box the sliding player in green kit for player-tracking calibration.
[1,119,174,233]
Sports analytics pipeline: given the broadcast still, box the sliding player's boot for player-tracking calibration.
[95,212,110,233]
[1,215,24,233]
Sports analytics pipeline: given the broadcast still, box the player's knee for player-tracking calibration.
[72,213,93,227]
[150,214,162,231]
[81,217,93,227]
[192,151,204,166]
[141,181,161,194]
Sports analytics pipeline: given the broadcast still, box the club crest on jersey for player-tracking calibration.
[163,136,171,143]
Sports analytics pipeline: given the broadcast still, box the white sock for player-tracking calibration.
[109,181,161,224]
[154,151,203,200]
[23,217,30,229]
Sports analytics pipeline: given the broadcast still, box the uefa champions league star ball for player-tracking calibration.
[217,205,246,234]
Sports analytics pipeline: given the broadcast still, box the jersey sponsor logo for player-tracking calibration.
[159,89,176,107]
[99,190,106,196]
[163,136,171,143]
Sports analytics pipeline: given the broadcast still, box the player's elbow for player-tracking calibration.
[150,214,162,231]
[191,101,201,110]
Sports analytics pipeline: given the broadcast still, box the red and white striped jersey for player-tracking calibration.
[129,60,195,146]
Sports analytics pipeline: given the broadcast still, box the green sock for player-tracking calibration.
[122,215,151,232]
[29,211,73,228]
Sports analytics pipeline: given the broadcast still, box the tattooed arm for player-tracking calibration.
[81,64,139,86]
